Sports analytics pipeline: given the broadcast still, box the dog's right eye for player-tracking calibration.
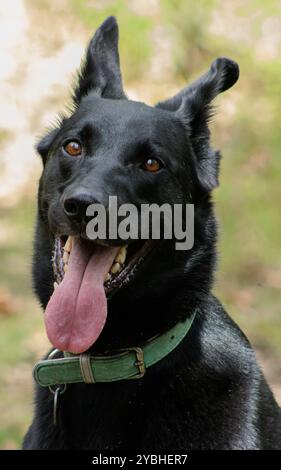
[142,157,162,173]
[64,141,82,157]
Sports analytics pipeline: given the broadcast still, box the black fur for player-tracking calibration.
[23,17,281,450]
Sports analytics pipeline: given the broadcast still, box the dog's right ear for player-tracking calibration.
[156,57,239,192]
[73,16,126,105]
[36,128,60,164]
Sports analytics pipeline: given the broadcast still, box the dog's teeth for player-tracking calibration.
[95,239,107,247]
[104,273,111,282]
[115,246,127,265]
[64,264,68,273]
[53,282,58,290]
[64,236,73,253]
[63,251,69,264]
[110,262,121,274]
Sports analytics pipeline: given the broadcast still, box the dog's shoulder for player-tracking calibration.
[179,296,280,449]
[194,294,264,395]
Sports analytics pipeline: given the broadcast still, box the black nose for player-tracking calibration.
[63,193,98,224]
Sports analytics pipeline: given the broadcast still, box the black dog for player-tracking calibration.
[23,17,281,450]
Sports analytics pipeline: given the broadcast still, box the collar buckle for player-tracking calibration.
[123,346,146,379]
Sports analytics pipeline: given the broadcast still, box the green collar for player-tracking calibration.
[33,311,197,387]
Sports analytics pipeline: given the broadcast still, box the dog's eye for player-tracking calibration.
[143,157,162,173]
[64,141,82,157]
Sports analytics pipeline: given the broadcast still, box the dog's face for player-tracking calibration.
[35,17,239,353]
[40,97,190,239]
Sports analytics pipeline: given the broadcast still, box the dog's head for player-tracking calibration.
[35,17,239,353]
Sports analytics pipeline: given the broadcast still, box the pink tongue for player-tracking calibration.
[45,239,119,353]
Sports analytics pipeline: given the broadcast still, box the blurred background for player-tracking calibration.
[0,0,280,449]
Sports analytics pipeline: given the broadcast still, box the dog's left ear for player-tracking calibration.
[157,57,239,192]
[73,16,126,104]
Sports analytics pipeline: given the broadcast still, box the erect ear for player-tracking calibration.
[157,57,239,192]
[73,16,126,104]
[36,127,60,164]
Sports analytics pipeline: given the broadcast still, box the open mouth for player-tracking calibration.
[53,236,152,294]
[45,236,152,354]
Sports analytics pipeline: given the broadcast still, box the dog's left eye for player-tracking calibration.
[143,157,162,173]
[64,140,82,157]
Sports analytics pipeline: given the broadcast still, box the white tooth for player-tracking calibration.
[54,282,58,290]
[95,239,107,247]
[63,251,69,264]
[115,246,127,264]
[104,273,111,282]
[110,262,121,274]
[64,236,73,253]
